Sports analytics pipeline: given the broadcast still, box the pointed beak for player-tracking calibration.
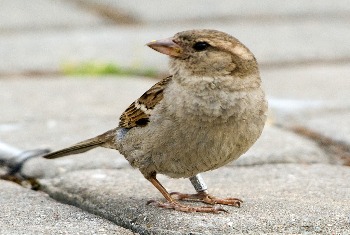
[147,38,182,57]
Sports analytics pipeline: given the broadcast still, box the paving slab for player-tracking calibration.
[1,18,349,74]
[0,0,107,31]
[0,180,135,235]
[40,164,350,234]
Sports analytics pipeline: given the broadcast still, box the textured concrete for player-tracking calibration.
[0,180,135,235]
[40,164,350,234]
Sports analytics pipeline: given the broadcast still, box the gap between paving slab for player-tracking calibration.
[70,0,140,25]
[290,125,350,166]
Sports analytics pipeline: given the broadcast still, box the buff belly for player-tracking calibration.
[117,113,264,179]
[153,119,262,178]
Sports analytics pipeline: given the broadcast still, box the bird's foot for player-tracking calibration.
[147,200,227,213]
[170,191,243,207]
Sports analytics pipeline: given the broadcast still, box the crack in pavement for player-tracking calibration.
[69,0,141,25]
[290,125,350,166]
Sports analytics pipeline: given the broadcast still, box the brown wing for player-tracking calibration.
[119,76,172,128]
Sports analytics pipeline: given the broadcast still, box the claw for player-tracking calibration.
[147,200,227,213]
[146,199,157,205]
[170,191,243,207]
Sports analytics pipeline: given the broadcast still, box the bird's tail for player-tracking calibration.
[43,128,118,159]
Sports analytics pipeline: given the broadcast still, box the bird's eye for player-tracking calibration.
[193,42,210,51]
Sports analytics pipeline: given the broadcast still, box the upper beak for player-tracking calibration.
[147,38,182,57]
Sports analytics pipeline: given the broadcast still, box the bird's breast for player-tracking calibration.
[162,79,264,123]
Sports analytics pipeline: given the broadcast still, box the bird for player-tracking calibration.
[43,29,268,213]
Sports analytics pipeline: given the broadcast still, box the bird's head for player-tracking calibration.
[147,29,259,80]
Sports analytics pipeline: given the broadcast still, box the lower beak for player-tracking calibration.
[147,38,182,57]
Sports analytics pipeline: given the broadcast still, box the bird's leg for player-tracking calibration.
[146,173,226,213]
[170,174,243,207]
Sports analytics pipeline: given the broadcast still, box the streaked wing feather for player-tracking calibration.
[119,76,172,128]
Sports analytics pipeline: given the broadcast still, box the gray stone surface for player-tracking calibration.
[40,164,350,234]
[1,1,350,234]
[0,180,135,235]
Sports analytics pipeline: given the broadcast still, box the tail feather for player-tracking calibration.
[43,128,117,159]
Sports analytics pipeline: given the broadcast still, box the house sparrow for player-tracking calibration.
[43,29,267,213]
